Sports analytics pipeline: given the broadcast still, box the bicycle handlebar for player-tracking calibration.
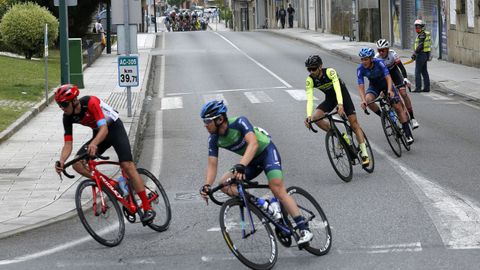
[56,153,109,179]
[207,177,263,206]
[307,109,345,133]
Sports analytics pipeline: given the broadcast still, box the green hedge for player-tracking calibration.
[0,2,58,59]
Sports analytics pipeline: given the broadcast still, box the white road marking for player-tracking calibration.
[0,235,93,265]
[151,35,166,179]
[166,86,287,96]
[244,91,273,103]
[337,242,422,254]
[427,93,452,100]
[161,97,183,110]
[285,89,318,101]
[373,145,480,249]
[213,32,292,88]
[203,94,228,104]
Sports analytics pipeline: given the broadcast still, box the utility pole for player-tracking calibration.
[59,0,70,84]
[107,1,112,54]
[153,0,157,33]
[124,0,132,117]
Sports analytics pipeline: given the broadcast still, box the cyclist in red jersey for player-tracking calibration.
[53,84,155,223]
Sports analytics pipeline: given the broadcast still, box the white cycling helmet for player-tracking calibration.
[376,39,390,49]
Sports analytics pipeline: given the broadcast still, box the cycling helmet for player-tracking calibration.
[55,84,79,103]
[414,19,425,27]
[376,39,390,49]
[200,100,227,119]
[358,47,374,58]
[305,55,323,68]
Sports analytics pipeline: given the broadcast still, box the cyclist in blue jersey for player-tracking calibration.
[357,47,414,144]
[199,100,313,244]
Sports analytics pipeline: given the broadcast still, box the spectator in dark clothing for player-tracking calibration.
[279,6,286,29]
[275,6,279,27]
[287,4,295,28]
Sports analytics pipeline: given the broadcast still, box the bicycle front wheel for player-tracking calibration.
[219,198,277,270]
[361,131,375,173]
[325,130,353,182]
[75,180,125,247]
[381,112,402,157]
[137,168,172,232]
[287,186,332,256]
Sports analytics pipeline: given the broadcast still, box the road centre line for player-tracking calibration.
[213,32,292,88]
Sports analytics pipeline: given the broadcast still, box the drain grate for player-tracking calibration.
[0,167,24,175]
[106,92,138,111]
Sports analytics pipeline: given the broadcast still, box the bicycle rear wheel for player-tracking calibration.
[325,129,353,182]
[286,186,332,256]
[137,168,172,232]
[219,198,277,270]
[75,180,125,247]
[381,112,402,157]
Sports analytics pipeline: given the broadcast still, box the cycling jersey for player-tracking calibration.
[357,58,390,91]
[374,50,408,86]
[306,68,344,117]
[62,96,118,142]
[208,117,270,158]
[208,117,283,181]
[374,50,400,69]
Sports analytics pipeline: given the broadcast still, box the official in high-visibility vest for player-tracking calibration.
[411,19,431,92]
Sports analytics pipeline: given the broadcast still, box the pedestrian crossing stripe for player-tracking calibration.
[203,94,228,104]
[285,89,318,101]
[161,97,183,110]
[244,91,273,103]
[160,90,319,110]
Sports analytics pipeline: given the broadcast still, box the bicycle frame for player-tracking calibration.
[223,179,315,240]
[309,111,358,161]
[61,153,159,219]
[86,159,141,216]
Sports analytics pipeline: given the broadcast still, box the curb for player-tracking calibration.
[0,90,56,144]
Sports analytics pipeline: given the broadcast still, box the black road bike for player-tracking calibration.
[207,178,332,270]
[308,110,375,182]
[366,95,410,157]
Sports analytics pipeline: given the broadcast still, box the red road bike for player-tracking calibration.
[58,153,171,247]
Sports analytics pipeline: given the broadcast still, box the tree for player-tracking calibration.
[0,2,59,59]
[3,0,104,38]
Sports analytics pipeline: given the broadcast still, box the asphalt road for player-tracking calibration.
[1,30,480,270]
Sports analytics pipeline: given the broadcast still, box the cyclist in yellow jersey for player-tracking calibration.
[303,55,370,166]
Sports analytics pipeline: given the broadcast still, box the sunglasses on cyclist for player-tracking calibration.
[57,101,70,108]
[377,49,388,53]
[202,115,220,124]
[307,67,318,72]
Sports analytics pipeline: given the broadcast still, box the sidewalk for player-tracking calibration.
[266,28,480,103]
[0,33,156,238]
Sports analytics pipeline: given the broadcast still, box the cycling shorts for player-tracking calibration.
[76,119,133,162]
[389,67,405,89]
[317,88,356,116]
[366,85,401,104]
[244,142,283,182]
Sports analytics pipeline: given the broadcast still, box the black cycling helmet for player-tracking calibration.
[305,55,323,68]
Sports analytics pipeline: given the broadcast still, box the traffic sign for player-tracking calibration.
[118,55,139,87]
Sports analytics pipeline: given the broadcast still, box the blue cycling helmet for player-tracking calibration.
[200,100,227,119]
[358,47,374,58]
